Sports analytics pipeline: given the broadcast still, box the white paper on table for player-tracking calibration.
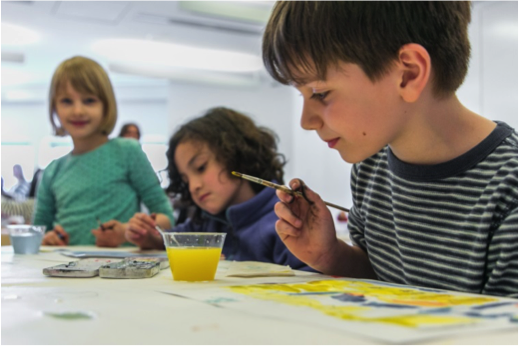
[225,261,294,277]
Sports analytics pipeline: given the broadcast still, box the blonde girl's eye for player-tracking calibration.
[59,97,72,105]
[83,97,98,105]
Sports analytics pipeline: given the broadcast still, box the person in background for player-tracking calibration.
[2,177,35,226]
[125,107,313,271]
[9,165,30,201]
[263,2,517,297]
[118,122,141,141]
[1,177,13,200]
[34,56,174,247]
[28,168,44,199]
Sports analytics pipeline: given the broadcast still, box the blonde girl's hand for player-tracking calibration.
[125,213,164,250]
[91,220,126,248]
[274,179,339,271]
[42,225,69,246]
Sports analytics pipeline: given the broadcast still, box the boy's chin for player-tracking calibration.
[338,150,364,164]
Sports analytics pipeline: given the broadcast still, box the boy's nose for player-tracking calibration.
[300,103,323,131]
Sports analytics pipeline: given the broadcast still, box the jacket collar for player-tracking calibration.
[202,182,278,229]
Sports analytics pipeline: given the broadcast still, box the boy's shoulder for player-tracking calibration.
[353,121,517,182]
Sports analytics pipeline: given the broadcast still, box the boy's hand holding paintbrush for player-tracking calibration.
[232,172,353,273]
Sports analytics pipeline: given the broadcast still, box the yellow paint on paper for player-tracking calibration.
[166,247,221,281]
[228,280,495,328]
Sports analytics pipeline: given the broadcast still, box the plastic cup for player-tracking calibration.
[162,232,226,282]
[7,225,46,254]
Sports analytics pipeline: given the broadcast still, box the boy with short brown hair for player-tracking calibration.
[263,1,517,297]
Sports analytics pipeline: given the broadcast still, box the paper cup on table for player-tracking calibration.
[163,232,226,282]
[7,225,46,254]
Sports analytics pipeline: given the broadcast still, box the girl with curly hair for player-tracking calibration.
[125,107,311,271]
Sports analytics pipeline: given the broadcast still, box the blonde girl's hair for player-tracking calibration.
[48,56,117,136]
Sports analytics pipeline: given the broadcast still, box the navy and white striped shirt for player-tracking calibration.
[348,121,518,298]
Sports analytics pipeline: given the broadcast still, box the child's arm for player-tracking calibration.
[482,206,518,298]
[275,178,377,279]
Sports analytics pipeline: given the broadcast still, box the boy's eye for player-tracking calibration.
[310,91,329,101]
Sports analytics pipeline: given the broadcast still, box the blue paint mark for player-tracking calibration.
[464,312,514,319]
[364,280,442,292]
[205,297,238,304]
[423,307,452,314]
[362,302,416,309]
[472,302,517,310]
[331,293,366,303]
[289,291,341,296]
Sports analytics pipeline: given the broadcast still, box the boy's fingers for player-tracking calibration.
[275,219,302,238]
[274,202,303,228]
[276,189,294,203]
[291,179,322,206]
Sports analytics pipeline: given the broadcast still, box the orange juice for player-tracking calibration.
[166,247,222,281]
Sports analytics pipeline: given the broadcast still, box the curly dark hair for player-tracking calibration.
[166,107,286,223]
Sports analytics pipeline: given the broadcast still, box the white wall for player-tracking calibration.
[458,1,518,128]
[1,85,171,189]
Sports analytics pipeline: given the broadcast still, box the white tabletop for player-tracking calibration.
[2,245,517,345]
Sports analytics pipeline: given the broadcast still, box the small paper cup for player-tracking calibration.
[7,225,46,254]
[163,232,226,282]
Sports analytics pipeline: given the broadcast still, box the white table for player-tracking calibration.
[2,245,517,345]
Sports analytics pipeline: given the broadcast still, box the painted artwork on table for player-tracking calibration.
[176,278,518,343]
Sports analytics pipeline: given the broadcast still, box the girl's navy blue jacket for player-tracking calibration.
[169,184,314,272]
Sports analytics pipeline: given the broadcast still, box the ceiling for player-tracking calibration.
[1,1,275,89]
[1,1,497,91]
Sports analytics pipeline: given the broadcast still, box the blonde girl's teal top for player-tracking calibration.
[33,138,174,245]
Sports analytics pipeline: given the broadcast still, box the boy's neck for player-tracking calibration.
[389,94,497,165]
[71,134,109,155]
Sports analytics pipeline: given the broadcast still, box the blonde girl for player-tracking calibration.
[34,56,173,246]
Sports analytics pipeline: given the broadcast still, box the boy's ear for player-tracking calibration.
[397,44,431,103]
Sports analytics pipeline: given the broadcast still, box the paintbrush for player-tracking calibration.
[96,216,106,232]
[232,171,349,213]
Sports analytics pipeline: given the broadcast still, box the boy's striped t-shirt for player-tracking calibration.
[348,122,518,298]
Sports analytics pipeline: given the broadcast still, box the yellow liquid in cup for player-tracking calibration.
[166,247,222,281]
